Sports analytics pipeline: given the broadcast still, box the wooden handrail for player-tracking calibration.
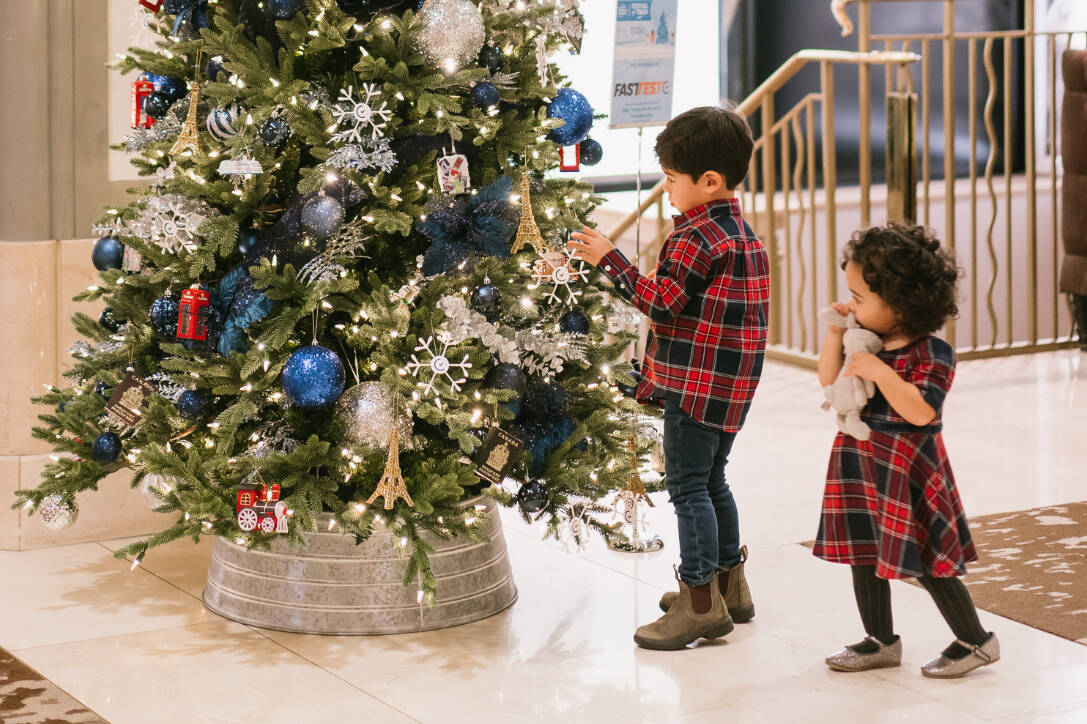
[604,49,920,241]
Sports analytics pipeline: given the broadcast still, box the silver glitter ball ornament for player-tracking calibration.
[39,494,78,530]
[140,473,177,511]
[415,0,486,73]
[335,382,413,449]
[300,195,346,241]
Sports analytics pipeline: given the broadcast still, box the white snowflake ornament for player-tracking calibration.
[330,84,392,144]
[531,248,589,306]
[406,333,473,408]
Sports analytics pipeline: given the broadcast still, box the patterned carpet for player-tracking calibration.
[953,501,1087,645]
[0,647,104,723]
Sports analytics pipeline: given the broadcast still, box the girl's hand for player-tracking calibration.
[843,351,890,383]
[568,226,616,267]
[829,302,850,317]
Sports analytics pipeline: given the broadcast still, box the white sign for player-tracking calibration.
[609,0,678,129]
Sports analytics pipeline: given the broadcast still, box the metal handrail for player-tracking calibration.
[604,49,919,245]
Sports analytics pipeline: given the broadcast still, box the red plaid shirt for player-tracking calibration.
[599,198,769,431]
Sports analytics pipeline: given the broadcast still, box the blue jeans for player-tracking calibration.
[663,398,742,586]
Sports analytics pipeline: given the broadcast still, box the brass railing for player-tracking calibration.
[609,0,1087,365]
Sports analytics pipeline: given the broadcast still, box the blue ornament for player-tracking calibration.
[579,138,603,166]
[143,91,174,120]
[92,237,125,271]
[300,196,345,241]
[176,389,209,419]
[92,432,122,464]
[99,308,125,333]
[237,228,261,256]
[206,55,224,82]
[149,295,180,337]
[282,344,345,409]
[470,82,500,109]
[206,103,243,142]
[559,309,590,335]
[478,43,503,73]
[470,284,501,318]
[154,76,187,101]
[546,88,594,146]
[258,117,291,146]
[93,381,111,399]
[267,0,304,19]
[517,481,548,513]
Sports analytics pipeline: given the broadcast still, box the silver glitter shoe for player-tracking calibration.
[921,633,1000,679]
[825,635,902,672]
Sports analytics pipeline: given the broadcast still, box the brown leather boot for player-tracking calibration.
[659,545,755,622]
[634,574,734,650]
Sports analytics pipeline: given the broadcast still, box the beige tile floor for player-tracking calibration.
[4,349,1087,723]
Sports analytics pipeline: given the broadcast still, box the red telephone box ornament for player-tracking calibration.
[558,144,581,172]
[131,79,156,129]
[176,288,212,340]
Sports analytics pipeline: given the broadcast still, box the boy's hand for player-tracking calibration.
[843,352,890,383]
[829,302,850,317]
[568,226,615,267]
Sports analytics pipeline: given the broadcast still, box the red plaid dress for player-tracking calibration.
[813,336,977,579]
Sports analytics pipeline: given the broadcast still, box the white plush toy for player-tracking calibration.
[819,306,883,440]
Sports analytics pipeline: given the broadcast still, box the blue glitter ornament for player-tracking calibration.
[559,309,590,335]
[579,138,603,166]
[92,432,122,464]
[267,0,304,19]
[300,195,345,241]
[143,91,174,120]
[282,344,345,409]
[149,295,180,337]
[176,389,209,419]
[546,88,594,146]
[470,82,500,109]
[258,117,291,146]
[92,237,125,271]
[93,381,111,399]
[154,76,187,101]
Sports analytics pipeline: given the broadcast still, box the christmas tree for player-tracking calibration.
[16,0,657,600]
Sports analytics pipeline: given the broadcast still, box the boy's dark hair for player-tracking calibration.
[655,105,754,190]
[842,223,962,338]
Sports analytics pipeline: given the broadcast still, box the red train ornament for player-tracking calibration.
[235,482,289,533]
[176,287,212,341]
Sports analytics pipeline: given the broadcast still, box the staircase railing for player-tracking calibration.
[609,0,1087,365]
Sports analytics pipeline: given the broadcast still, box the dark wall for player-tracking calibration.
[727,0,1025,185]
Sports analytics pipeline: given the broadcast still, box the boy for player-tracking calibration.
[568,105,769,650]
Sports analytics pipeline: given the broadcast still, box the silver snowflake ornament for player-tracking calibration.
[330,84,392,145]
[531,248,589,306]
[406,333,473,408]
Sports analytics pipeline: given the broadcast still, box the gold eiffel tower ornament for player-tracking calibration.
[169,81,204,158]
[511,173,548,255]
[367,427,415,509]
[623,434,654,507]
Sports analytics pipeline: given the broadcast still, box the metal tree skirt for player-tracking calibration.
[203,497,517,635]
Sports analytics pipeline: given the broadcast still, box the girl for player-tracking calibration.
[814,223,998,678]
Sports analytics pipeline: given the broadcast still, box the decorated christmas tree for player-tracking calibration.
[16,0,657,601]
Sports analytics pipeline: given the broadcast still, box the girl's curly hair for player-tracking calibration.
[842,223,961,337]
